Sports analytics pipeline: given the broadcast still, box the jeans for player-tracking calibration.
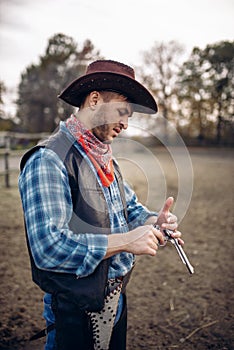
[43,292,124,350]
[43,293,56,350]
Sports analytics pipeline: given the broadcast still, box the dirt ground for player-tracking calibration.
[0,147,233,350]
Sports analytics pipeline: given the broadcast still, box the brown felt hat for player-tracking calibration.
[58,60,157,114]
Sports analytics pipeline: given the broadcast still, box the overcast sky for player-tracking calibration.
[0,0,233,92]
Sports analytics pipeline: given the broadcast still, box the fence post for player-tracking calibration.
[4,137,10,188]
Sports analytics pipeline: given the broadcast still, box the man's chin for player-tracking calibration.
[103,139,113,144]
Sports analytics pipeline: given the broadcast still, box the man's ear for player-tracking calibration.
[89,91,101,110]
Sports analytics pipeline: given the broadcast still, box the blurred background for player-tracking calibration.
[0,1,233,349]
[0,0,233,146]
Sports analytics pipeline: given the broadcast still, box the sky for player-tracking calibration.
[0,0,233,112]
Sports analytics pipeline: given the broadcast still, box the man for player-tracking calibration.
[19,60,182,350]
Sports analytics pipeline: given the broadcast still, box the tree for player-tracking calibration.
[17,33,101,132]
[177,41,234,144]
[135,41,184,144]
[202,41,234,144]
[140,42,184,113]
[176,47,211,141]
[0,81,6,119]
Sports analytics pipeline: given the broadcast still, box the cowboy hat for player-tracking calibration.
[58,60,157,114]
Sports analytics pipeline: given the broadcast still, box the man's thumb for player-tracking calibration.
[162,196,174,213]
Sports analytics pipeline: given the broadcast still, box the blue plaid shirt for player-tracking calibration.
[19,122,156,279]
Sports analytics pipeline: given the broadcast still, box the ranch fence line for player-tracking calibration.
[0,131,49,188]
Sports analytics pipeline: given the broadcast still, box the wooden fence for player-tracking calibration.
[0,131,49,187]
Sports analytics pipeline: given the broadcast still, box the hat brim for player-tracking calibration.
[58,72,157,114]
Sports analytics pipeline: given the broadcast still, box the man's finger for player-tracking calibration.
[161,196,174,214]
[152,226,165,246]
[162,221,178,231]
[167,213,177,223]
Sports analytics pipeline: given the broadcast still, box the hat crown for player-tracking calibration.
[86,60,135,80]
[58,59,157,113]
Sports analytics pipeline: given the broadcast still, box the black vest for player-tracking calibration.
[20,129,129,311]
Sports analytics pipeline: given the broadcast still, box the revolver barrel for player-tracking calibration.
[153,224,194,274]
[164,229,194,274]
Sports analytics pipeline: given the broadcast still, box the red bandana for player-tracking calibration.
[66,115,114,187]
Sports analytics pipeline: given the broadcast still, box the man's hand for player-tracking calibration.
[104,197,184,260]
[124,225,165,256]
[105,225,165,259]
[156,196,176,229]
[156,197,184,245]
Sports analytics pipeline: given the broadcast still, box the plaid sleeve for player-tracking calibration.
[124,181,158,229]
[18,148,108,277]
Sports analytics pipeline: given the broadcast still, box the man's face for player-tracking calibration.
[91,96,133,144]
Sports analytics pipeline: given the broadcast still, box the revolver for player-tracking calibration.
[154,224,194,274]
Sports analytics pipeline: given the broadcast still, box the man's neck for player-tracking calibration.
[74,110,92,131]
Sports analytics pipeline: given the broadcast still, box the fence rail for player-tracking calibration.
[0,132,49,187]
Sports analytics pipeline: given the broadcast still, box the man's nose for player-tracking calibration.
[119,116,129,130]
